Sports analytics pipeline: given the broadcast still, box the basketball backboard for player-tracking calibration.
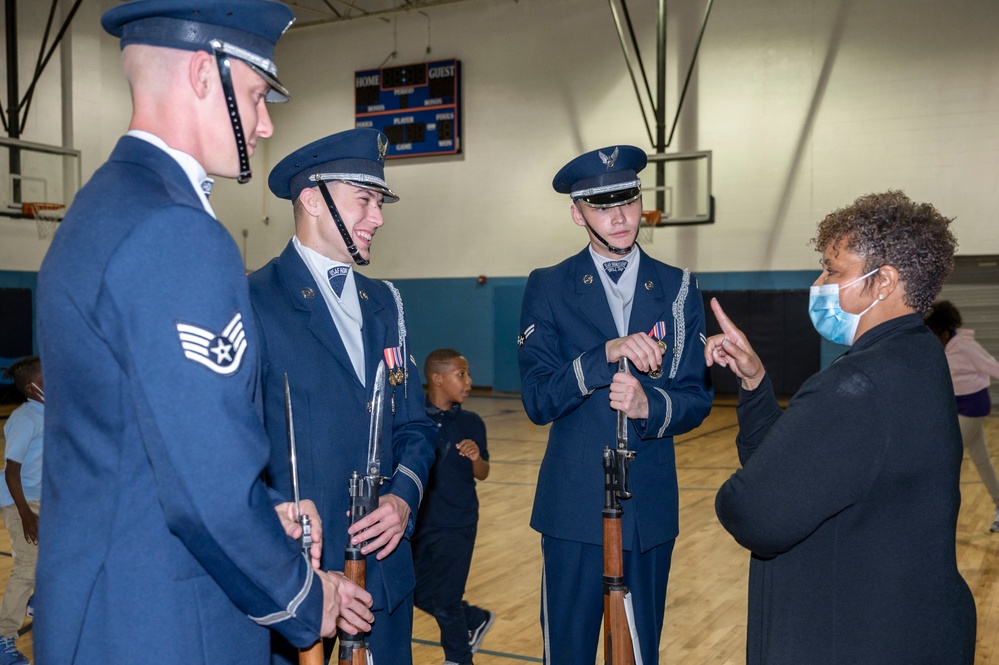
[0,136,81,222]
[641,150,713,225]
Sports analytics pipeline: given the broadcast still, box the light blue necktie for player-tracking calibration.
[328,266,349,298]
[603,260,628,284]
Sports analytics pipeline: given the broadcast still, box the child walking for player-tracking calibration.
[413,349,495,665]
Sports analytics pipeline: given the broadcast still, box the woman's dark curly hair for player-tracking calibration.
[810,190,957,313]
[923,300,962,336]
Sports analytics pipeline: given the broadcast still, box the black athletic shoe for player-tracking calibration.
[467,610,496,654]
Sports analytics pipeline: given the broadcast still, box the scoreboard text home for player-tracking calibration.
[354,59,462,159]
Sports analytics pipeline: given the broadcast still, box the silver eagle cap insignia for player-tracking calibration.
[598,147,619,170]
[377,134,388,162]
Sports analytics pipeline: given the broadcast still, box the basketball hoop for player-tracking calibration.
[24,202,65,240]
[639,210,661,245]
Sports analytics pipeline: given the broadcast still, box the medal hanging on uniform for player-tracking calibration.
[383,347,405,386]
[648,321,667,379]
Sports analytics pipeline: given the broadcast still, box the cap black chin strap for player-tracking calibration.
[578,205,634,256]
[317,180,369,266]
[214,52,252,184]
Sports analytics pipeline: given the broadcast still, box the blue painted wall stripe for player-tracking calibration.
[3,269,843,381]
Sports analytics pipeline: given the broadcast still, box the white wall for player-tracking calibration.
[2,0,997,277]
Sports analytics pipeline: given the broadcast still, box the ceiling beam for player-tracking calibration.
[288,0,500,29]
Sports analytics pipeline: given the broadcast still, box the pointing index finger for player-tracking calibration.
[710,298,740,337]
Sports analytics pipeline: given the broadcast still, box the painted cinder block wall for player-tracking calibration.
[1,0,995,387]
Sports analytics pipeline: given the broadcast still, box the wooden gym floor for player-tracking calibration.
[1,394,997,663]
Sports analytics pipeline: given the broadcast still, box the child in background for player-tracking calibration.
[0,357,44,665]
[413,349,495,665]
[925,301,999,532]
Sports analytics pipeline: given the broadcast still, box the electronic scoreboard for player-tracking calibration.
[354,59,462,159]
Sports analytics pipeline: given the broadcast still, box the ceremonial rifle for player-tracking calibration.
[339,360,388,665]
[285,375,324,665]
[603,359,643,665]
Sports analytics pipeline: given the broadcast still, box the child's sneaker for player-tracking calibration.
[0,636,28,665]
[24,596,33,619]
[467,610,495,654]
[990,505,999,533]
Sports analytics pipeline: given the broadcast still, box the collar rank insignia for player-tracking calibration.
[176,312,248,376]
[598,146,619,170]
[517,323,536,349]
[377,134,388,163]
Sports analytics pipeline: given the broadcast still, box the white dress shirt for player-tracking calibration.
[590,245,641,337]
[126,130,215,218]
[293,236,366,386]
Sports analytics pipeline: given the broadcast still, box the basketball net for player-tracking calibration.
[639,210,660,245]
[24,202,65,240]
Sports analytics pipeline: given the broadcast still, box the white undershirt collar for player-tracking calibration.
[126,130,215,218]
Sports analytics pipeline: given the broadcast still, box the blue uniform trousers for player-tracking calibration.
[413,524,485,663]
[541,535,674,665]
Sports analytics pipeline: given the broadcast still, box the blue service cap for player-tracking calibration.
[552,145,647,208]
[269,128,399,203]
[102,0,294,103]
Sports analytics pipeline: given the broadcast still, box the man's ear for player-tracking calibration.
[189,50,215,100]
[569,202,587,229]
[298,188,325,218]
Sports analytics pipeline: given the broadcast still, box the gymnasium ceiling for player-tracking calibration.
[281,0,494,29]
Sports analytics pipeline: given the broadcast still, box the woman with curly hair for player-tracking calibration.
[705,191,976,664]
[925,300,999,533]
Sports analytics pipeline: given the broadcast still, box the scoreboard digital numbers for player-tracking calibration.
[354,59,461,159]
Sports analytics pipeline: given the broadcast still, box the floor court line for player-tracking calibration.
[411,637,543,663]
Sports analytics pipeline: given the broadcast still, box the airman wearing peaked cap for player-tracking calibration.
[517,143,712,664]
[103,0,295,182]
[250,127,436,664]
[35,2,375,663]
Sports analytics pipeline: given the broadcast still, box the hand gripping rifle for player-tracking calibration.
[285,375,324,665]
[339,360,388,665]
[603,359,643,665]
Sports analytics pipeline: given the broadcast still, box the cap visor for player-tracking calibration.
[247,63,290,102]
[576,186,641,209]
[345,180,399,204]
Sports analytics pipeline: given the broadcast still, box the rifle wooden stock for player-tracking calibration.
[286,376,326,665]
[344,558,366,589]
[603,504,634,665]
[297,518,325,665]
[336,554,368,665]
[300,640,324,665]
[604,376,636,665]
[338,470,377,665]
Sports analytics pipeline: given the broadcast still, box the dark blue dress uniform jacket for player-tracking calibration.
[519,246,713,550]
[35,137,323,664]
[248,241,435,613]
[716,314,977,664]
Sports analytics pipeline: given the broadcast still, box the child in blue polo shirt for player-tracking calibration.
[413,349,494,665]
[0,356,44,665]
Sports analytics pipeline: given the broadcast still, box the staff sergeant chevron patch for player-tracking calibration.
[176,312,248,376]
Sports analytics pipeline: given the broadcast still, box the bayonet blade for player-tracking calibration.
[284,373,312,551]
[616,358,628,451]
[367,361,388,479]
[284,373,303,514]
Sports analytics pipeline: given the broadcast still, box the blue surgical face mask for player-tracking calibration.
[808,268,882,346]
